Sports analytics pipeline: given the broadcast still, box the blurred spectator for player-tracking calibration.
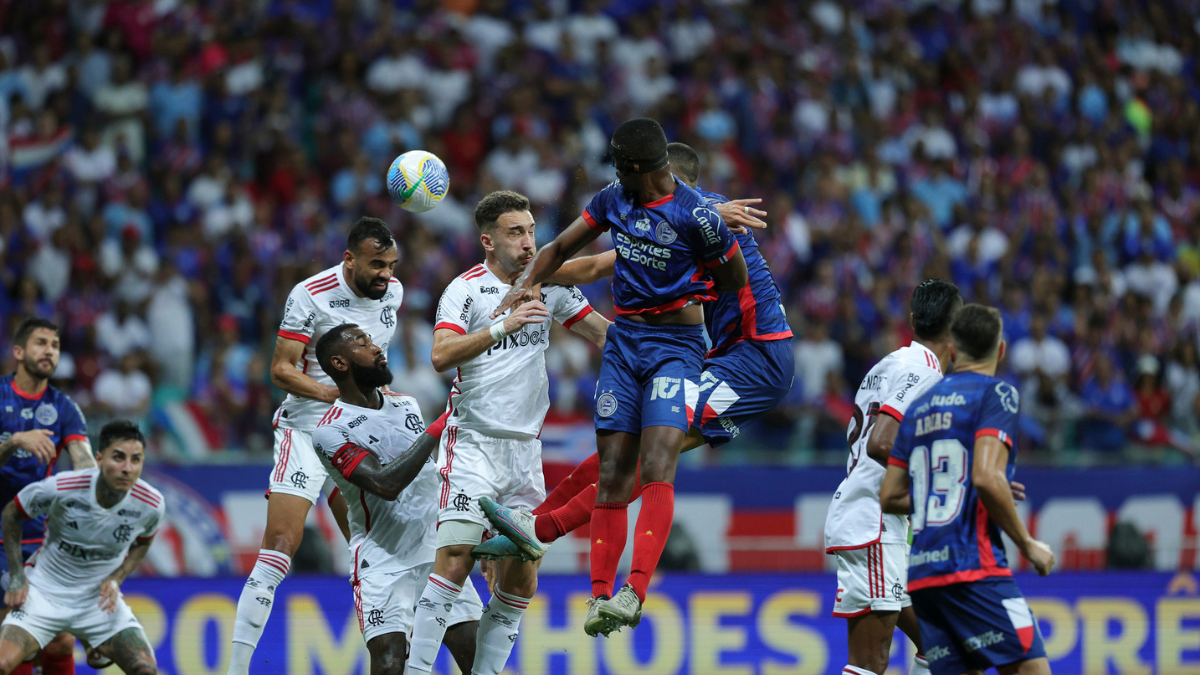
[93,351,152,420]
[1078,354,1137,453]
[1011,314,1071,384]
[95,300,151,359]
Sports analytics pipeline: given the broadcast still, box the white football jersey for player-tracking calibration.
[275,265,404,432]
[311,393,438,570]
[824,342,943,552]
[14,470,164,596]
[433,263,593,440]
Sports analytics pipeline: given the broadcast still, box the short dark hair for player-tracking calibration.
[667,142,700,185]
[13,318,59,348]
[611,118,668,164]
[474,190,531,232]
[911,279,962,340]
[950,304,1004,362]
[346,217,395,255]
[99,420,144,455]
[316,323,358,379]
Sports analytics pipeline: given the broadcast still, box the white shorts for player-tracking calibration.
[270,427,336,504]
[831,541,911,617]
[2,584,142,650]
[351,548,483,644]
[435,426,545,538]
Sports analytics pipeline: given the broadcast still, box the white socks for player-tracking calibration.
[407,573,462,675]
[472,589,530,675]
[911,654,931,675]
[843,666,875,675]
[227,550,291,675]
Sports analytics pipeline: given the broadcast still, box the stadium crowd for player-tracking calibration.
[1,0,1199,463]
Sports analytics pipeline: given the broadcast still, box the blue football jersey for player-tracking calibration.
[582,178,739,316]
[695,188,793,355]
[889,372,1021,591]
[0,375,88,544]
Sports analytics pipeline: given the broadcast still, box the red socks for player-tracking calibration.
[535,483,596,543]
[534,452,601,515]
[42,652,75,675]
[627,482,675,602]
[11,662,33,675]
[589,502,628,598]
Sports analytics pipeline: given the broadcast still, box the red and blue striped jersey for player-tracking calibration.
[696,189,793,355]
[582,179,739,316]
[0,374,88,544]
[889,372,1021,591]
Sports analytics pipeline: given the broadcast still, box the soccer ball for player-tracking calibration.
[387,150,450,213]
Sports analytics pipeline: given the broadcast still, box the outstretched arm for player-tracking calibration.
[492,217,602,319]
[547,250,617,286]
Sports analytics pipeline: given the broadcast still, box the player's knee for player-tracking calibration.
[44,632,74,655]
[127,662,156,675]
[637,453,676,484]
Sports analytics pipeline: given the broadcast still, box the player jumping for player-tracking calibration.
[228,218,404,674]
[0,420,164,675]
[474,142,792,572]
[309,324,482,674]
[822,279,961,675]
[405,191,608,675]
[0,318,97,675]
[491,119,749,636]
[881,304,1056,675]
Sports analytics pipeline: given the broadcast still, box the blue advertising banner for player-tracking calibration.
[70,572,1199,675]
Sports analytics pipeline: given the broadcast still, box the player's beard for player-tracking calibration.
[22,354,55,380]
[353,271,389,300]
[350,360,394,392]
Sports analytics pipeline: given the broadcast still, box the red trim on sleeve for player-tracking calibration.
[702,240,741,269]
[426,411,449,439]
[59,434,87,447]
[887,457,908,469]
[975,428,1013,448]
[561,305,595,329]
[331,443,371,479]
[277,330,311,344]
[582,209,607,231]
[327,487,341,506]
[13,496,31,520]
[880,405,904,422]
[433,322,467,335]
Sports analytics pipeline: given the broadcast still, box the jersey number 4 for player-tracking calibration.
[908,438,969,533]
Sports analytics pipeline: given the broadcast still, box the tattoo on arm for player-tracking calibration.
[0,438,18,466]
[109,537,152,585]
[97,627,157,675]
[66,439,96,469]
[2,502,26,581]
[348,432,439,500]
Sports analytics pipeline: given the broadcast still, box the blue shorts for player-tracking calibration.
[594,318,706,433]
[0,542,41,608]
[689,338,794,446]
[910,577,1047,675]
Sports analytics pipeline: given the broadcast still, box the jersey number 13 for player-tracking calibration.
[908,439,969,533]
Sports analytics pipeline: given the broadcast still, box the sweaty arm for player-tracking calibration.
[492,217,602,318]
[271,336,338,403]
[547,250,617,287]
[879,464,911,514]
[337,419,446,501]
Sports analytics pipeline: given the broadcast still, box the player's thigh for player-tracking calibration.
[94,627,156,675]
[268,427,328,505]
[0,624,40,671]
[365,633,408,675]
[594,328,643,435]
[499,438,546,513]
[998,657,1051,675]
[909,589,970,675]
[436,427,501,533]
[1,589,66,653]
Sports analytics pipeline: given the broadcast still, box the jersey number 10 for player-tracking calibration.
[908,439,969,533]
